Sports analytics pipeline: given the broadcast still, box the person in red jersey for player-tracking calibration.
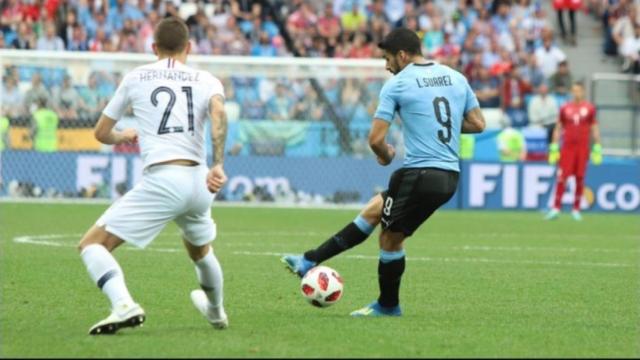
[553,0,582,45]
[546,82,602,221]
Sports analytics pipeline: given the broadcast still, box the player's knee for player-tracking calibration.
[379,231,405,252]
[360,194,383,225]
[360,211,381,227]
[77,232,95,253]
[184,240,211,261]
[78,225,120,253]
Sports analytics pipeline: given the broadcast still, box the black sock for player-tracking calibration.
[304,222,370,263]
[569,10,576,36]
[557,10,567,37]
[377,257,406,308]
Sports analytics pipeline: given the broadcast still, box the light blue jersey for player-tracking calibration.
[374,62,480,172]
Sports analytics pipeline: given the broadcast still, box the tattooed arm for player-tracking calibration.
[206,94,228,193]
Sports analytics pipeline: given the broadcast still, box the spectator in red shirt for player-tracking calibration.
[287,0,318,37]
[546,82,602,221]
[22,0,43,22]
[463,52,484,83]
[553,0,582,46]
[348,32,373,58]
[432,31,461,68]
[2,0,24,27]
[500,64,533,127]
[318,2,341,41]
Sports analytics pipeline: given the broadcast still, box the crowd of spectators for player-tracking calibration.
[1,64,113,124]
[592,0,640,74]
[0,0,586,145]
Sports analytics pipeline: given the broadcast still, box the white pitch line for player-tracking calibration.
[219,230,325,237]
[11,234,639,268]
[12,234,182,253]
[437,233,640,241]
[0,197,365,210]
[232,251,636,269]
[452,245,640,254]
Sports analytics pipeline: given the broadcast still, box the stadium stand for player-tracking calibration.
[593,0,640,74]
[3,0,637,201]
[1,1,580,129]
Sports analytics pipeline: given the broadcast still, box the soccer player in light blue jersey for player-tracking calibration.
[283,28,486,316]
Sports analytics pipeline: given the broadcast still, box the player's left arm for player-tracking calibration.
[207,94,228,193]
[591,119,602,146]
[590,110,603,165]
[369,119,395,166]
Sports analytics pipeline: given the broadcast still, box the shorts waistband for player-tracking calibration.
[146,162,206,174]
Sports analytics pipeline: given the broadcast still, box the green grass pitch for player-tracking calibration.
[1,202,639,357]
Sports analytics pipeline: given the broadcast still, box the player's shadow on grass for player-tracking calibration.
[101,325,230,337]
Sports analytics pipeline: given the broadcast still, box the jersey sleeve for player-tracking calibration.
[207,74,225,101]
[102,74,131,120]
[373,78,399,122]
[463,79,480,114]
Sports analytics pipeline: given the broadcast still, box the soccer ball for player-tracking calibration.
[300,265,344,308]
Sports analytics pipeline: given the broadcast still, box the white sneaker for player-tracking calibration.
[544,208,560,220]
[190,290,228,329]
[88,302,145,335]
[571,210,583,221]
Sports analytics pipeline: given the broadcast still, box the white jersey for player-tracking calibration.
[103,58,224,168]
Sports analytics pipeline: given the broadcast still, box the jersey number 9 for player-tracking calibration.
[432,97,452,144]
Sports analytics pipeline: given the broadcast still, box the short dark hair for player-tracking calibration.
[378,28,422,55]
[154,17,189,54]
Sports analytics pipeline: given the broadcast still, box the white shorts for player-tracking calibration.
[97,164,216,249]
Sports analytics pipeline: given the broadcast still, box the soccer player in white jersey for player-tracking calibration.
[77,17,229,335]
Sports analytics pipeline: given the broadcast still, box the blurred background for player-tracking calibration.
[0,0,638,213]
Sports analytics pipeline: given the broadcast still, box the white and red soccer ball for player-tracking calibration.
[300,265,344,308]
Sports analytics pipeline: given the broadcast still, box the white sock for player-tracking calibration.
[80,244,134,309]
[194,248,224,309]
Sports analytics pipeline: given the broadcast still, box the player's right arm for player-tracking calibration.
[206,94,228,193]
[94,114,138,145]
[462,108,485,134]
[369,119,395,166]
[548,110,564,164]
[551,117,563,145]
[461,79,485,134]
[370,78,398,166]
[95,75,137,145]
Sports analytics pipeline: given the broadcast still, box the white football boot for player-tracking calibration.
[190,289,228,329]
[88,302,145,335]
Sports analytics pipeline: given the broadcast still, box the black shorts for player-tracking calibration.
[380,167,459,236]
